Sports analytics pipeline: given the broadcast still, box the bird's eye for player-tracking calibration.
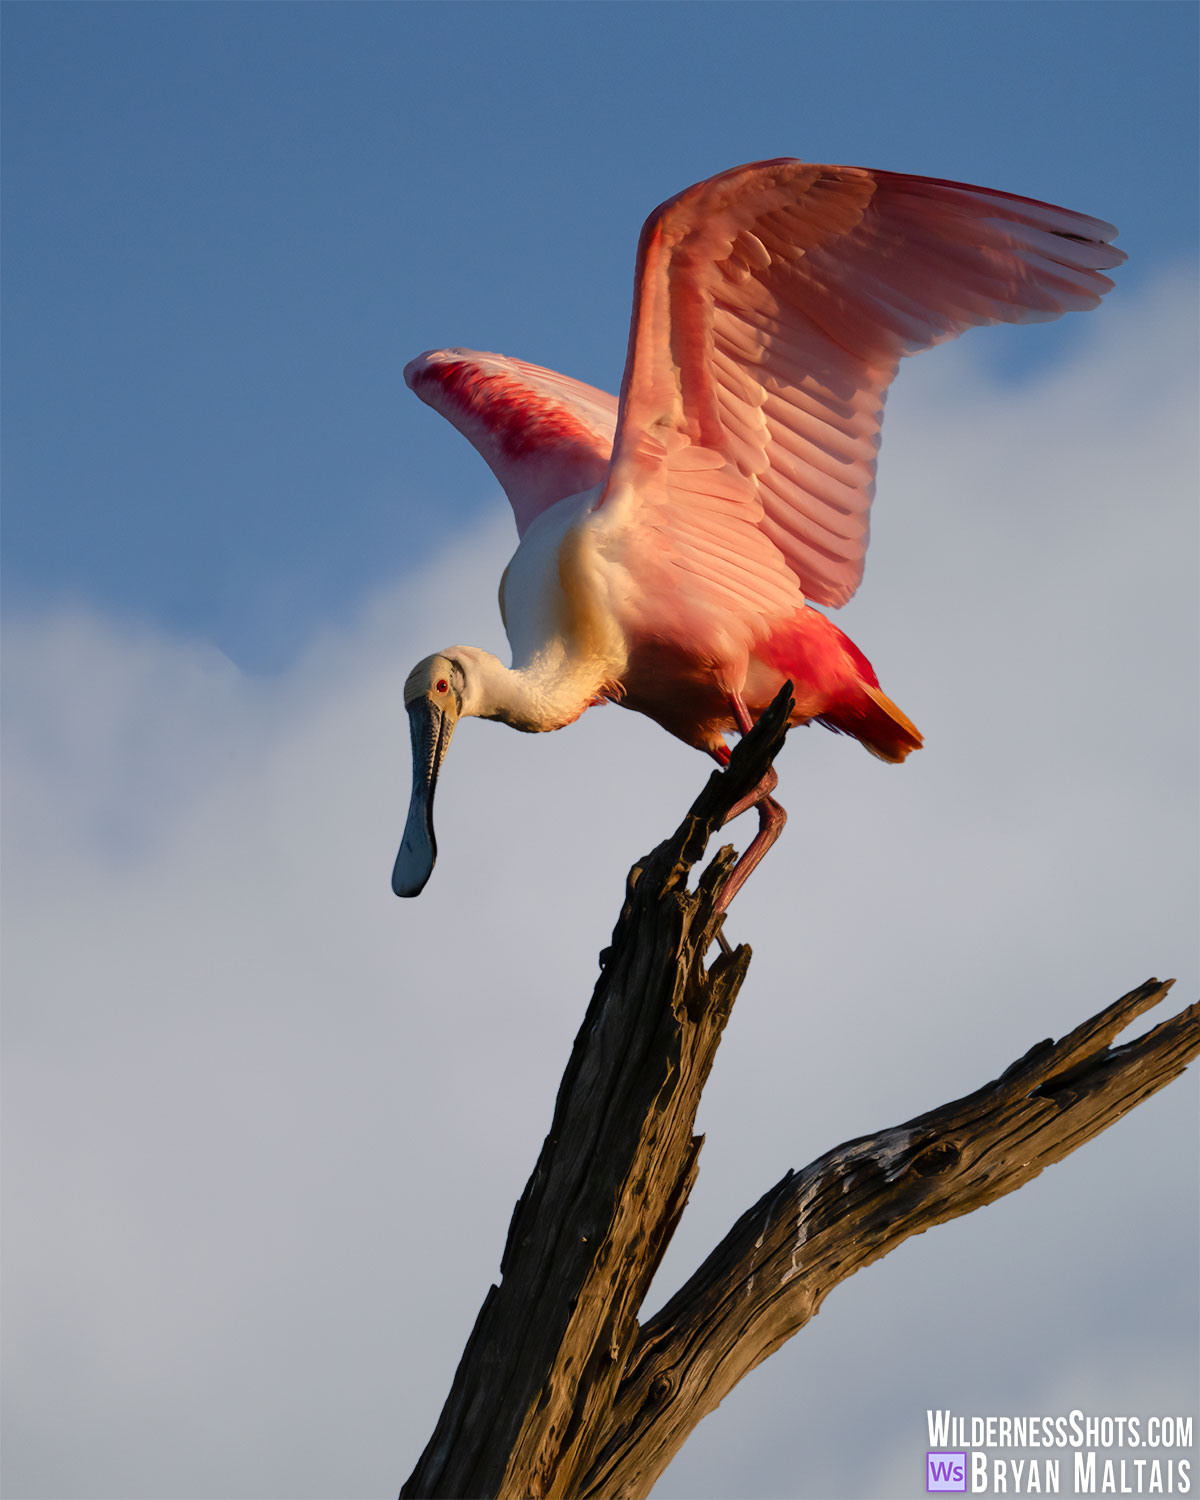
[436,678,449,693]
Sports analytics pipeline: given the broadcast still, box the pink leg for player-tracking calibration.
[710,694,789,915]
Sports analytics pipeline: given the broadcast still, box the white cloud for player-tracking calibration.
[3,273,1196,1500]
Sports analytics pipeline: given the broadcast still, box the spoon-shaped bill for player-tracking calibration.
[392,699,455,897]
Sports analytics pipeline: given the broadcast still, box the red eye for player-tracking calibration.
[436,678,449,693]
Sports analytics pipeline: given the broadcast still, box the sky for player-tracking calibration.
[2,5,1198,1500]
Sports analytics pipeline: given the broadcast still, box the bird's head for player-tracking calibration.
[391,646,496,897]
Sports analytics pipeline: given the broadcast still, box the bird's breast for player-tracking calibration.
[501,489,625,669]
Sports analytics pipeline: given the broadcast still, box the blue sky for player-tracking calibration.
[3,7,1198,1500]
[4,2,1197,667]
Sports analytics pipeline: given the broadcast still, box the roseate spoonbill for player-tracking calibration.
[394,158,1123,902]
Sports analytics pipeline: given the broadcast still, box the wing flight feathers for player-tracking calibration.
[405,350,618,537]
[601,159,1125,607]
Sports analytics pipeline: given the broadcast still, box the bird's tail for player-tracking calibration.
[817,683,923,764]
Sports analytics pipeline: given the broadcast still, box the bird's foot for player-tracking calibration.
[722,765,778,825]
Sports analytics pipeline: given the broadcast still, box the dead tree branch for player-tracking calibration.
[399,685,1198,1500]
[579,976,1195,1499]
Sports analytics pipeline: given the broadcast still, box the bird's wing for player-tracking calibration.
[598,159,1126,609]
[405,349,618,537]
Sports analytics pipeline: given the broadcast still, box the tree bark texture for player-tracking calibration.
[399,687,1198,1500]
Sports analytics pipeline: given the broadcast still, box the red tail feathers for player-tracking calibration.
[817,683,923,764]
[758,607,923,763]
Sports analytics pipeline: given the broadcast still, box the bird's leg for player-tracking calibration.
[714,798,787,915]
[710,694,788,916]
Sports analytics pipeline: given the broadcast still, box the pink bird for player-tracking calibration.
[394,158,1123,902]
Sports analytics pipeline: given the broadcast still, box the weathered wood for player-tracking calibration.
[400,688,795,1500]
[400,683,1198,1500]
[579,977,1198,1499]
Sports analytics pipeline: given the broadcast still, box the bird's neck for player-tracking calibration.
[475,646,613,733]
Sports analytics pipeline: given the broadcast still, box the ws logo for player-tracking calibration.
[927,1451,967,1492]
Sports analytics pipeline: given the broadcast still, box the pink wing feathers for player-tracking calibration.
[601,158,1126,609]
[404,349,618,537]
[405,162,1124,623]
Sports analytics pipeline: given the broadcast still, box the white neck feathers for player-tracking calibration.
[455,644,611,733]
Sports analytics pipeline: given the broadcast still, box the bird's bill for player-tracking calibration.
[392,697,456,897]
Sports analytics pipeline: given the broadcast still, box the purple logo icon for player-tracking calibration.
[927,1451,967,1492]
